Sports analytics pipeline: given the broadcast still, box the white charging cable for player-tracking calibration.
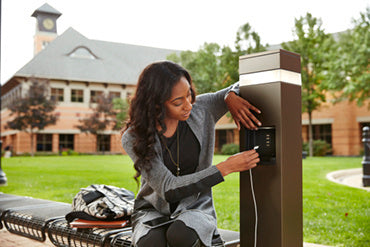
[249,169,258,247]
[250,146,259,247]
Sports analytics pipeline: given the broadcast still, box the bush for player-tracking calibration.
[34,152,59,156]
[303,139,332,156]
[221,143,239,155]
[68,149,79,156]
[61,149,79,156]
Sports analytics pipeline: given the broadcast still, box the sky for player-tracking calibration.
[1,0,368,84]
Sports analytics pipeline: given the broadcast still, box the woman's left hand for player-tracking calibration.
[225,92,262,130]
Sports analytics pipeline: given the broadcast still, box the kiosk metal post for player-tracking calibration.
[239,49,302,246]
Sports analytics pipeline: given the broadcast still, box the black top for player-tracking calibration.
[161,121,200,212]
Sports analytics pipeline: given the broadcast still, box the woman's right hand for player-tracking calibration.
[216,149,259,177]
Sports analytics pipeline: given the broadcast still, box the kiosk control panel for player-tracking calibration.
[244,126,276,165]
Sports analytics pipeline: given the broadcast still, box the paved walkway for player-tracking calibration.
[0,228,332,247]
[1,168,368,246]
[0,228,54,247]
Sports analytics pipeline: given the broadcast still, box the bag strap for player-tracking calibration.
[82,190,104,205]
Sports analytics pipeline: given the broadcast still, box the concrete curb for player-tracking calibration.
[326,168,370,191]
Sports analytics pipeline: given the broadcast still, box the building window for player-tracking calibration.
[71,89,84,102]
[90,90,103,103]
[308,124,332,145]
[42,41,50,50]
[51,88,64,102]
[59,134,74,150]
[37,134,52,152]
[97,135,110,152]
[109,91,121,100]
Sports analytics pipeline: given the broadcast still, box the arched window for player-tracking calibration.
[67,46,98,59]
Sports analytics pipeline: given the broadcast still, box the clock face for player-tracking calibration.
[42,18,54,30]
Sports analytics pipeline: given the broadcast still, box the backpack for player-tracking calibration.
[65,184,135,222]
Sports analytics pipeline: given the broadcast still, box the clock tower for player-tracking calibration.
[31,3,62,55]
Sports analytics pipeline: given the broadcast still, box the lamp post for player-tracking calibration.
[362,126,370,187]
[239,49,302,247]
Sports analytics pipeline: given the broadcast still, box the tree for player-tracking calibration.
[234,23,267,56]
[168,43,224,94]
[6,79,58,156]
[112,97,129,130]
[282,13,335,157]
[325,8,370,107]
[76,95,128,152]
[167,22,267,94]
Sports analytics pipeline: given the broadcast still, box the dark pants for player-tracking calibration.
[136,220,200,247]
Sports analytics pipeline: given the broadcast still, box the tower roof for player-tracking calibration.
[31,3,62,17]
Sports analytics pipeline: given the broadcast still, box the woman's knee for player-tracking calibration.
[166,220,200,247]
[136,227,167,247]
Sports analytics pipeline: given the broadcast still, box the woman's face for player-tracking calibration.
[164,76,193,122]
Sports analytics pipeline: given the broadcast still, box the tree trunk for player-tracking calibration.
[308,111,313,157]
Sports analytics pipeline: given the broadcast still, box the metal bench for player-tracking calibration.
[0,193,71,241]
[0,193,240,246]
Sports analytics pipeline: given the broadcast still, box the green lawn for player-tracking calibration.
[0,155,369,246]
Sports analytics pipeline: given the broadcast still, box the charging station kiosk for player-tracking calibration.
[239,49,302,246]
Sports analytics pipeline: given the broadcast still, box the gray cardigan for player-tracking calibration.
[121,83,239,246]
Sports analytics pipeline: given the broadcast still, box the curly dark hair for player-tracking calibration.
[124,61,196,182]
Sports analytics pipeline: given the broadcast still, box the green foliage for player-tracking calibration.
[324,8,370,107]
[234,23,267,55]
[167,22,267,94]
[61,149,79,156]
[282,13,334,115]
[282,13,335,157]
[221,143,239,155]
[303,140,332,156]
[168,43,226,94]
[112,98,129,130]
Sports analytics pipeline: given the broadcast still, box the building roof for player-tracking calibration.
[11,27,180,85]
[31,3,62,17]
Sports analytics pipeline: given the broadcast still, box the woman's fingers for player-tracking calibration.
[230,149,260,171]
[225,92,262,130]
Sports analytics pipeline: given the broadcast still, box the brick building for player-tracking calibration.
[301,99,369,156]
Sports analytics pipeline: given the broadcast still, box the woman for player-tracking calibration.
[121,61,261,247]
